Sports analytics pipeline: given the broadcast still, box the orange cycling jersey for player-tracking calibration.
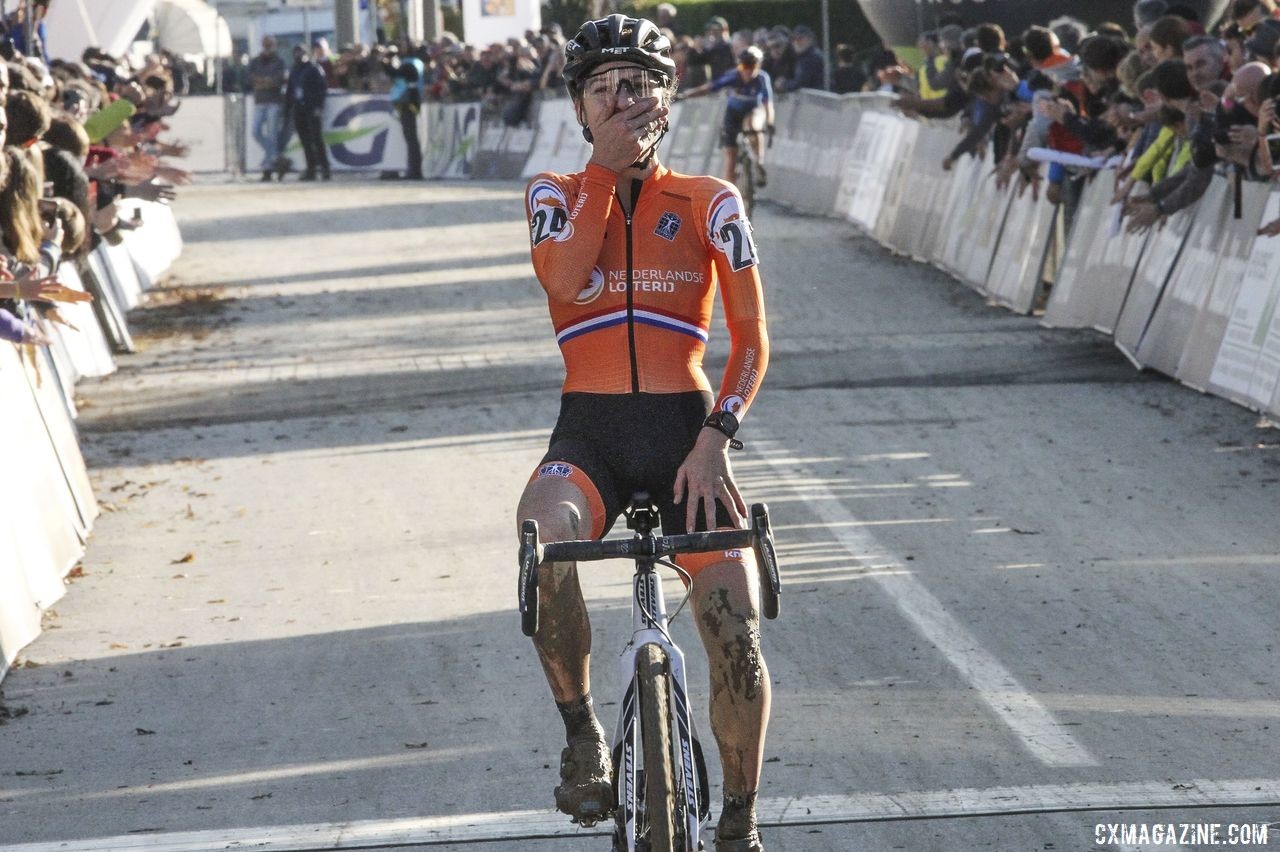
[526,162,768,419]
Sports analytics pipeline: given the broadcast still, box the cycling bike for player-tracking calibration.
[733,127,764,218]
[519,493,781,852]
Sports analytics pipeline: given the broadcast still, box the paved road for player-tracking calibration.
[1,178,1278,851]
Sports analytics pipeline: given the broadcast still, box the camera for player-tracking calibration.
[37,198,57,227]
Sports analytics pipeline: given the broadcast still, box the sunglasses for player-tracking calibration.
[582,67,667,101]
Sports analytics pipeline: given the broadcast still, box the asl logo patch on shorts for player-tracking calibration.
[654,212,682,241]
[538,462,574,478]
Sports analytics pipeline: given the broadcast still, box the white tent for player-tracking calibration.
[44,0,157,60]
[43,0,231,62]
[153,0,232,58]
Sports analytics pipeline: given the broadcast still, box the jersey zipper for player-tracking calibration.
[624,210,639,393]
[623,179,643,393]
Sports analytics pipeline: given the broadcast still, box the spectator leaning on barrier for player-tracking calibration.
[1184,34,1230,90]
[832,44,866,94]
[248,36,287,183]
[1233,0,1279,33]
[695,16,735,80]
[1245,17,1280,67]
[999,26,1086,205]
[782,25,825,92]
[1150,15,1194,61]
[942,55,1021,171]
[285,44,330,181]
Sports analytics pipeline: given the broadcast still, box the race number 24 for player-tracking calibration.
[718,219,758,271]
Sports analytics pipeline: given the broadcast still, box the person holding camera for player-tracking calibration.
[385,45,426,180]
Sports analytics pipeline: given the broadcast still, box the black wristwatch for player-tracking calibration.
[703,410,743,450]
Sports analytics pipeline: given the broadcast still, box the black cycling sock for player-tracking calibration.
[557,694,603,744]
[718,791,758,839]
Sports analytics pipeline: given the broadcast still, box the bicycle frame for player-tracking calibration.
[614,561,705,851]
[518,497,780,851]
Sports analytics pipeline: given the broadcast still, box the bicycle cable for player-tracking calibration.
[658,557,694,623]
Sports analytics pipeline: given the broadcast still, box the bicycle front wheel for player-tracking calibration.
[637,643,680,852]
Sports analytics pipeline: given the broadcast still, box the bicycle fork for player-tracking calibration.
[613,566,709,851]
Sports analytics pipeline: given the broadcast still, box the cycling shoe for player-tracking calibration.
[715,829,765,851]
[554,736,614,825]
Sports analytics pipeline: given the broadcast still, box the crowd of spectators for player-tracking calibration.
[238,4,834,122]
[875,0,1280,237]
[0,23,191,348]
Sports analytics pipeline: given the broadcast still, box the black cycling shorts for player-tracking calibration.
[720,104,753,149]
[538,391,734,538]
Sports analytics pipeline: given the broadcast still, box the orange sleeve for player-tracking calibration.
[703,183,768,420]
[526,163,618,305]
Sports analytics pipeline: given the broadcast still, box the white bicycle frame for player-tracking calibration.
[613,566,706,851]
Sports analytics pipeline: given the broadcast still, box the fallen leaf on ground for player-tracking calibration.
[171,553,195,565]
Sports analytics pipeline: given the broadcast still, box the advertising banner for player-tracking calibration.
[1134,178,1231,376]
[767,91,861,216]
[1176,180,1270,391]
[1114,200,1196,365]
[930,151,980,274]
[424,102,482,179]
[958,160,1014,292]
[872,118,919,248]
[841,109,906,231]
[49,265,115,381]
[986,182,1055,313]
[246,94,413,173]
[887,123,953,262]
[1208,191,1280,410]
[1043,174,1113,328]
[164,96,229,172]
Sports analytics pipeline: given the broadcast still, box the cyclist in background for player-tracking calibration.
[681,46,775,187]
[517,14,772,852]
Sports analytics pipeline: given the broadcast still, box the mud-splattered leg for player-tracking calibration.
[692,558,771,840]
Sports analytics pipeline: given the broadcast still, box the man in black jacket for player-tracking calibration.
[286,44,330,180]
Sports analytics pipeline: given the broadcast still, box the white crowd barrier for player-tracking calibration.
[355,88,1280,419]
[14,89,1280,676]
[1,210,182,681]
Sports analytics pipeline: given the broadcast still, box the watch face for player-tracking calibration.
[720,410,739,433]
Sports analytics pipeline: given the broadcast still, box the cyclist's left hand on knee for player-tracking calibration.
[673,431,748,532]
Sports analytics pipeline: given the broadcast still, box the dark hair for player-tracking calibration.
[1165,3,1200,21]
[5,90,50,147]
[1152,58,1194,100]
[1022,26,1054,62]
[1079,35,1130,72]
[975,23,1005,53]
[1149,15,1193,53]
[1095,22,1130,40]
[43,113,88,159]
[967,67,997,96]
[1234,0,1264,19]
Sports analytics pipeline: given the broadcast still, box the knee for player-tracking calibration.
[516,495,583,544]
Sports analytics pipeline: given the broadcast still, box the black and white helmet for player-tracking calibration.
[563,14,677,97]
